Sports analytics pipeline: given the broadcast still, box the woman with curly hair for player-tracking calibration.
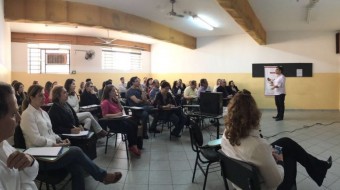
[221,89,332,190]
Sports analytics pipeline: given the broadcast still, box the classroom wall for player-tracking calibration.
[11,43,151,88]
[10,31,340,110]
[151,32,340,110]
[0,0,11,83]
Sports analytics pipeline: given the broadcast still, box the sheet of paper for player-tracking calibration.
[24,147,62,157]
[62,130,89,137]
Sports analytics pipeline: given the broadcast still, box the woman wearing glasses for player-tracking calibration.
[80,82,100,106]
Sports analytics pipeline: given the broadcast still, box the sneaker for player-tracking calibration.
[129,146,141,156]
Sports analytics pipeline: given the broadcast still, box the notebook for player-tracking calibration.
[24,147,63,157]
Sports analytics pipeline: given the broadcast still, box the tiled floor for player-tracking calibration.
[44,110,340,190]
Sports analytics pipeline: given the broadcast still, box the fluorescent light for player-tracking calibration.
[192,15,214,31]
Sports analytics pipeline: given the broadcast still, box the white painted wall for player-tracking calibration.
[151,31,340,73]
[11,43,151,73]
[0,0,11,82]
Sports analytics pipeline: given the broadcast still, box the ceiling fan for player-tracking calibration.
[168,0,185,18]
[96,30,117,45]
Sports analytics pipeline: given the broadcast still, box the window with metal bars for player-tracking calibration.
[102,48,142,71]
[27,44,70,74]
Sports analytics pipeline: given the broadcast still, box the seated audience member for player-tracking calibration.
[178,79,186,90]
[32,81,39,85]
[216,79,232,106]
[44,81,53,104]
[11,80,18,87]
[98,80,112,100]
[152,81,186,137]
[64,79,108,137]
[101,85,141,156]
[0,82,38,190]
[221,90,332,190]
[13,82,26,107]
[80,81,100,106]
[197,78,212,97]
[183,80,198,104]
[213,79,221,92]
[48,85,85,135]
[52,81,58,88]
[172,80,183,106]
[228,80,239,95]
[145,78,153,94]
[20,84,122,189]
[149,79,160,102]
[118,77,127,94]
[141,77,148,91]
[78,81,85,95]
[126,76,152,139]
[86,78,99,92]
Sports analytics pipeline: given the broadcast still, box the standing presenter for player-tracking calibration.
[268,66,286,121]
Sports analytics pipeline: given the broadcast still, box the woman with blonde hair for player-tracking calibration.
[221,89,332,190]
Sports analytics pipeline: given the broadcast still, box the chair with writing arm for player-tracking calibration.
[98,117,130,166]
[13,125,70,190]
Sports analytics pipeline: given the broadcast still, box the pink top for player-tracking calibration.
[101,99,122,116]
[44,89,51,104]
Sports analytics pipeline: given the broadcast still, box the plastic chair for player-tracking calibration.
[98,118,130,165]
[188,120,220,190]
[13,126,70,190]
[218,150,261,190]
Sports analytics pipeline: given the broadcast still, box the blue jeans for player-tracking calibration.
[38,146,107,189]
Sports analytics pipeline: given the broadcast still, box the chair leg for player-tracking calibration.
[169,122,172,140]
[46,183,49,190]
[105,135,109,154]
[221,171,230,190]
[115,134,118,147]
[52,184,57,190]
[39,181,43,190]
[203,163,212,190]
[192,155,199,183]
[123,134,130,167]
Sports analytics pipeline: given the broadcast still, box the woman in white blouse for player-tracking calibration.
[221,89,332,190]
[20,84,122,189]
[0,82,38,190]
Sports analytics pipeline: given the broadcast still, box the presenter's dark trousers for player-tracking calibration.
[275,94,286,119]
[271,137,329,190]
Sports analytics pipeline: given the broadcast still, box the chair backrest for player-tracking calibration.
[218,150,261,190]
[188,119,203,152]
[14,125,26,149]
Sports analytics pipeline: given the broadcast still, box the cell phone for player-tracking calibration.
[274,145,283,154]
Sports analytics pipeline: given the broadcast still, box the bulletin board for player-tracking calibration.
[252,63,313,77]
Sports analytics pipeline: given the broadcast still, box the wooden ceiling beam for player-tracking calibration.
[4,0,196,49]
[216,0,266,45]
[11,32,152,51]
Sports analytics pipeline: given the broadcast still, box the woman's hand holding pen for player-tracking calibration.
[71,126,81,134]
[54,139,71,147]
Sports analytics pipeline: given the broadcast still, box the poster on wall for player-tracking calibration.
[264,66,277,96]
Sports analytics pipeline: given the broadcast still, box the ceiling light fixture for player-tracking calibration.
[192,15,214,31]
[306,0,320,24]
